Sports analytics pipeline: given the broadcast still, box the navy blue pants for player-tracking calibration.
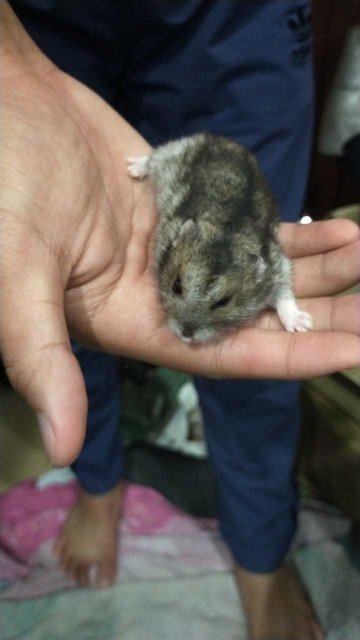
[13,0,313,572]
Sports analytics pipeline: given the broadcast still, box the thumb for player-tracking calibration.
[0,245,87,467]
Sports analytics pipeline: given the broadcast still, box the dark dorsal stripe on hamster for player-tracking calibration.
[171,134,277,250]
[203,236,233,277]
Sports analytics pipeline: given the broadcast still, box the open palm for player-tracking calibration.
[1,40,359,465]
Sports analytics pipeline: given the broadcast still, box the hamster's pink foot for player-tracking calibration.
[127,156,149,179]
[276,298,313,332]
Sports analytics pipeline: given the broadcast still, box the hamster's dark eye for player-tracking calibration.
[211,295,232,310]
[172,276,183,296]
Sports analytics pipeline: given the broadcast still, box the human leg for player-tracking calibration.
[54,480,124,588]
[52,344,124,587]
[195,377,322,639]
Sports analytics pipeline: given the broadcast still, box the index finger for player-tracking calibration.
[213,328,360,380]
[278,219,360,258]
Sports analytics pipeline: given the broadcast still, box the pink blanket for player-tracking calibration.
[0,479,230,599]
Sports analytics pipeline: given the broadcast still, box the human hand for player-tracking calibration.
[1,5,359,466]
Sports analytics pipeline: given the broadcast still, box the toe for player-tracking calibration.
[61,553,78,584]
[77,563,91,588]
[53,535,65,557]
[96,559,117,588]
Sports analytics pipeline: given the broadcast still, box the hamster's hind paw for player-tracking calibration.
[127,156,150,179]
[289,310,313,332]
[276,299,313,333]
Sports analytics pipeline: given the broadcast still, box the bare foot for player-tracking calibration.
[234,563,324,640]
[54,481,124,588]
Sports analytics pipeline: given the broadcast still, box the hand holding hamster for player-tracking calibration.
[2,2,359,472]
[128,133,312,342]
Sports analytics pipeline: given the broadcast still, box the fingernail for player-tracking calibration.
[37,412,55,460]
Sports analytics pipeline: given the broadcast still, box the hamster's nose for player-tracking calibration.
[182,323,195,339]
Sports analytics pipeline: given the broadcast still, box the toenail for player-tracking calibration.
[98,579,111,589]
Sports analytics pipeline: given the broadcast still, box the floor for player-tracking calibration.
[0,381,360,640]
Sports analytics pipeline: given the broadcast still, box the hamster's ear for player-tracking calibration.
[243,248,267,282]
[173,219,197,246]
[232,235,268,281]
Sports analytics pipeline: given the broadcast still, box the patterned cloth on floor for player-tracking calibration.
[1,473,360,640]
[0,475,229,600]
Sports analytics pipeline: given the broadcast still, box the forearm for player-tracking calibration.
[0,1,54,79]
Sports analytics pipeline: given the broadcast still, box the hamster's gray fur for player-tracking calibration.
[128,133,312,342]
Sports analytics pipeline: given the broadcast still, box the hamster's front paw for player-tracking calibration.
[276,298,313,332]
[127,156,150,179]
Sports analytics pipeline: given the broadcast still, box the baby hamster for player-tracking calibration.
[127,132,312,343]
